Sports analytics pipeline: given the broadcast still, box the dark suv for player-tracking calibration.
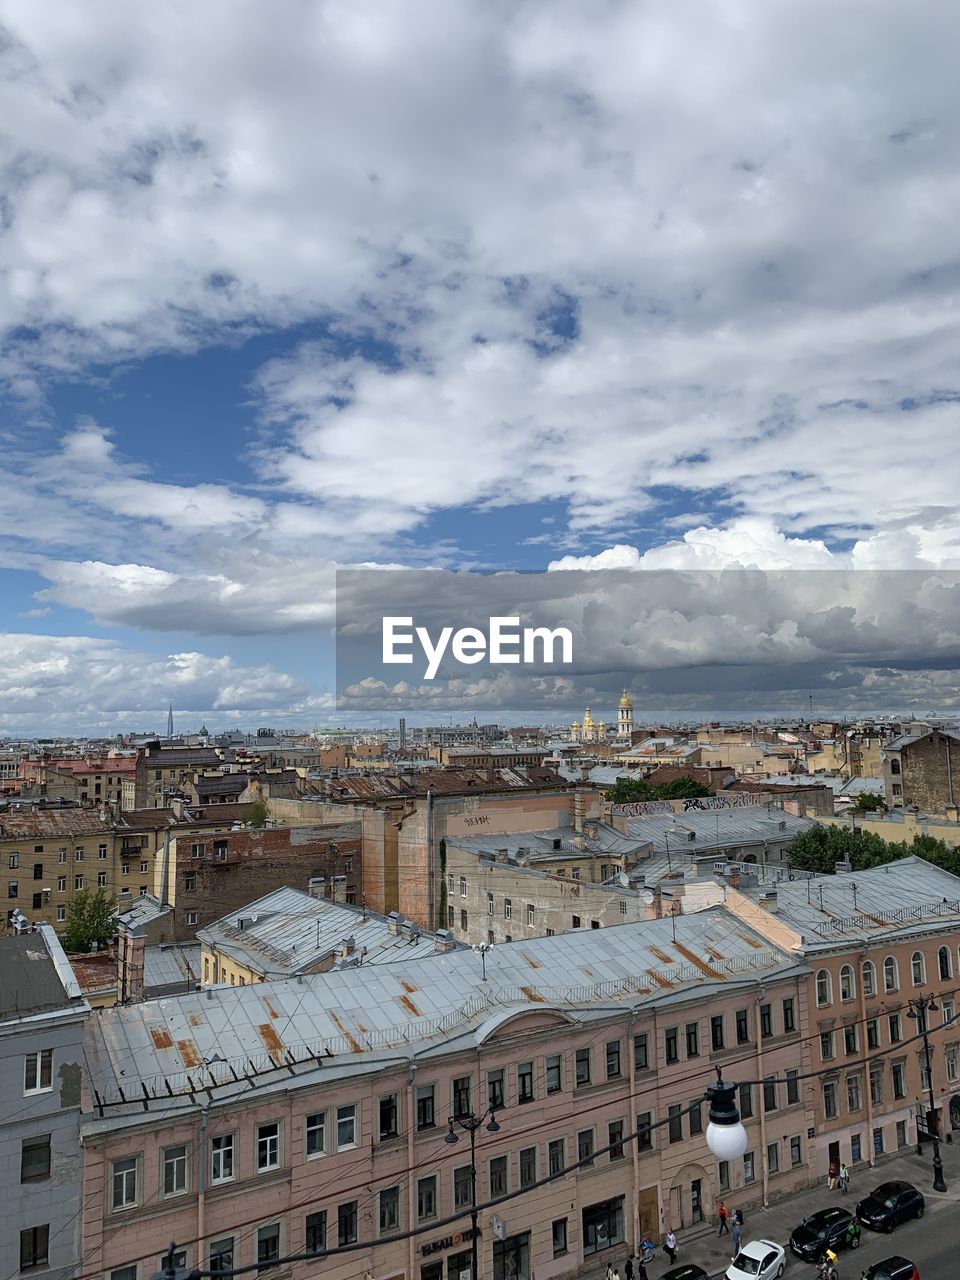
[856,1181,925,1232]
[862,1257,919,1280]
[789,1208,861,1261]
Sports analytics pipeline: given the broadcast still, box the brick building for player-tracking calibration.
[882,728,960,815]
[127,743,222,809]
[161,823,362,940]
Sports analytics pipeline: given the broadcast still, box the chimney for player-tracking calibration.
[339,935,356,958]
[307,877,326,899]
[387,911,403,935]
[120,927,146,1002]
[117,888,133,915]
[573,790,585,834]
[760,889,778,912]
[434,928,456,953]
[332,874,347,903]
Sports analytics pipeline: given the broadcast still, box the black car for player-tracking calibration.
[855,1181,925,1232]
[663,1268,710,1280]
[789,1207,861,1261]
[862,1256,919,1280]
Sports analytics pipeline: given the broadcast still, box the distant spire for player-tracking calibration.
[167,702,174,739]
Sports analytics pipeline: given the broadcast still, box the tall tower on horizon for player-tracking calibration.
[166,702,174,739]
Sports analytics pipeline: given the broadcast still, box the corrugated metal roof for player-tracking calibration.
[625,806,813,852]
[86,909,795,1110]
[451,820,647,858]
[144,943,201,993]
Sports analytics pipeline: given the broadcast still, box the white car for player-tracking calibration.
[726,1240,786,1280]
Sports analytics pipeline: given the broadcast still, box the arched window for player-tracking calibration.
[884,956,899,993]
[862,960,876,998]
[890,759,901,775]
[816,969,832,1008]
[839,964,855,1001]
[939,946,952,981]
[912,951,926,986]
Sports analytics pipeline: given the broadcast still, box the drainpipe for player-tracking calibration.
[756,989,770,1208]
[426,791,435,928]
[859,945,877,1168]
[197,1101,209,1267]
[159,829,171,906]
[406,1061,417,1280]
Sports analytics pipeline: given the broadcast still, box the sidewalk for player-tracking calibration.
[591,1142,960,1280]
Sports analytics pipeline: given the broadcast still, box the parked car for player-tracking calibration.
[789,1207,861,1261]
[855,1181,925,1232]
[663,1267,711,1280]
[726,1239,786,1280]
[861,1256,920,1280]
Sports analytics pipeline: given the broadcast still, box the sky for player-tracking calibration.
[2,0,960,734]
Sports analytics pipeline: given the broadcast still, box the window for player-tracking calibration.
[453,1076,471,1117]
[57,850,66,864]
[57,906,65,921]
[862,959,876,997]
[870,1065,884,1104]
[718,1160,730,1191]
[766,1141,779,1174]
[8,881,18,898]
[572,914,581,928]
[504,898,512,919]
[711,1014,724,1050]
[943,999,955,1028]
[546,1054,562,1093]
[305,1112,326,1158]
[416,1085,436,1130]
[111,1156,138,1209]
[99,844,108,860]
[24,1049,53,1095]
[786,1068,800,1105]
[379,1186,399,1234]
[820,1031,835,1061]
[688,1100,703,1136]
[8,853,18,869]
[460,908,468,930]
[74,875,83,890]
[912,951,926,986]
[664,1027,679,1063]
[884,956,899,992]
[454,1164,474,1209]
[487,1069,504,1110]
[113,1266,138,1280]
[337,1103,357,1149]
[685,1022,699,1057]
[379,1093,398,1140]
[668,1105,683,1143]
[822,1081,838,1119]
[634,1032,649,1070]
[163,1144,188,1196]
[782,996,796,1033]
[520,1146,537,1187]
[338,1201,358,1246]
[417,1175,437,1221]
[816,969,832,1007]
[577,1128,595,1165]
[920,1056,931,1092]
[847,1073,862,1111]
[211,1134,234,1183]
[517,1062,534,1103]
[57,876,66,891]
[20,1136,51,1182]
[790,1134,802,1166]
[185,911,198,926]
[867,1018,880,1049]
[606,1040,622,1079]
[19,1226,49,1272]
[636,1110,653,1152]
[210,1240,234,1276]
[840,1022,858,1056]
[256,1122,279,1171]
[608,1119,625,1159]
[736,1008,749,1043]
[892,1061,906,1098]
[184,873,196,892]
[889,1012,902,1043]
[489,1155,507,1197]
[897,1119,908,1148]
[552,1218,568,1257]
[759,1004,772,1038]
[526,903,535,925]
[575,1046,591,1085]
[839,964,855,1001]
[459,877,467,897]
[33,863,43,880]
[763,1077,777,1113]
[947,1046,959,1083]
[739,1083,753,1119]
[305,1211,326,1254]
[939,946,952,981]
[75,847,84,863]
[743,1151,755,1183]
[97,872,107,887]
[873,1127,884,1155]
[256,1223,280,1270]
[548,1137,565,1176]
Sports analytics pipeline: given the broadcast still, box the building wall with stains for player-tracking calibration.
[81,972,818,1280]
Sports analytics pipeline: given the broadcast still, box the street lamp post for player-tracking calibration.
[907,994,947,1193]
[445,1106,501,1280]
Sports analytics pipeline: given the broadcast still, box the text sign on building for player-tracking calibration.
[421,1227,480,1257]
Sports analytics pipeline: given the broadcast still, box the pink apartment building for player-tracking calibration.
[81,911,816,1280]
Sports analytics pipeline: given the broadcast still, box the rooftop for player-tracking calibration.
[450,820,648,858]
[0,926,85,1020]
[0,808,113,839]
[624,806,813,854]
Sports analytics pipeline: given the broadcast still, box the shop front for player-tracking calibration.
[492,1231,530,1280]
[419,1227,480,1280]
[582,1197,625,1257]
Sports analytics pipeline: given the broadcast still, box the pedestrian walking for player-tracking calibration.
[839,1162,850,1193]
[625,1255,635,1280]
[733,1208,744,1229]
[717,1200,730,1235]
[606,1264,614,1280]
[637,1263,648,1280]
[664,1231,678,1264]
[827,1160,839,1191]
[731,1222,742,1256]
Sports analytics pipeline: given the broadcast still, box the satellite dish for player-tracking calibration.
[642,889,655,906]
[618,872,630,888]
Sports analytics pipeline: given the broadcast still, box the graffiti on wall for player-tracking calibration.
[609,792,777,818]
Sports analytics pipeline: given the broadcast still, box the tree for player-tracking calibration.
[61,888,117,953]
[247,797,269,827]
[604,776,713,803]
[787,822,957,876]
[605,778,653,803]
[854,793,886,812]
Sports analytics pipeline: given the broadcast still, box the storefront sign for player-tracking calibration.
[421,1228,480,1258]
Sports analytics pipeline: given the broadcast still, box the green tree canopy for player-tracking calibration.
[604,776,713,803]
[61,888,117,953]
[787,823,960,877]
[854,793,887,812]
[247,797,269,827]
